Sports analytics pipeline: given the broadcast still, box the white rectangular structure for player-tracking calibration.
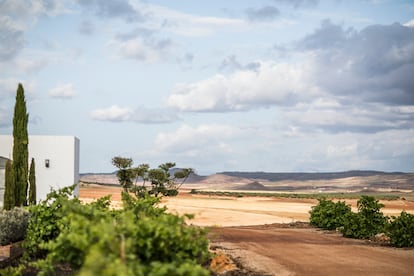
[0,135,80,206]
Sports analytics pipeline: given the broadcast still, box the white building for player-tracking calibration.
[0,135,80,207]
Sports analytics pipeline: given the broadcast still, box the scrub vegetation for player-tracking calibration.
[309,196,414,247]
[1,185,210,275]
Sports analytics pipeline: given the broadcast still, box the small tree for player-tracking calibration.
[111,157,136,192]
[111,157,193,197]
[3,160,14,210]
[12,83,29,206]
[28,158,36,205]
[140,162,193,197]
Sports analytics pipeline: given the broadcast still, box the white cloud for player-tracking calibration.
[48,83,76,99]
[168,61,318,112]
[154,124,238,153]
[91,105,178,124]
[404,19,414,27]
[91,105,133,122]
[147,4,246,37]
[110,37,174,63]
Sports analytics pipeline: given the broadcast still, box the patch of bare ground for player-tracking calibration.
[209,224,414,276]
[79,184,414,275]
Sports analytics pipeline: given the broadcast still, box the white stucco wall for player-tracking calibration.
[0,135,80,206]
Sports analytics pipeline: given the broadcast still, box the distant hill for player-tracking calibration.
[219,170,407,182]
[80,170,207,185]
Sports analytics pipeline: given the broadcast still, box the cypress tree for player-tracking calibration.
[3,160,14,210]
[28,158,36,205]
[12,83,29,206]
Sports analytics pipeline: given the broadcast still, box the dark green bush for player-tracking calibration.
[387,211,414,247]
[309,198,352,230]
[341,196,387,239]
[0,208,30,245]
[3,185,210,275]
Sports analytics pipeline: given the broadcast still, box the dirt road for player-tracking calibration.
[210,225,414,276]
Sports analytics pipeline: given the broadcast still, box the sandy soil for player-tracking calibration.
[79,184,414,275]
[210,225,414,276]
[79,184,414,226]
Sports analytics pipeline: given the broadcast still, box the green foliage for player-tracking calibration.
[309,195,414,247]
[112,157,136,192]
[309,198,352,230]
[0,208,30,245]
[112,158,193,198]
[387,211,414,247]
[341,196,387,239]
[28,158,36,205]
[3,160,14,210]
[4,184,210,275]
[23,185,80,258]
[189,190,400,200]
[144,163,193,197]
[12,83,29,207]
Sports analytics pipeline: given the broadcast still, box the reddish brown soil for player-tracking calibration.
[209,225,414,276]
[79,184,414,275]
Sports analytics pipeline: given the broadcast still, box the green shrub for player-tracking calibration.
[4,185,210,275]
[309,198,352,230]
[387,211,414,247]
[0,208,30,245]
[22,185,80,258]
[341,196,387,239]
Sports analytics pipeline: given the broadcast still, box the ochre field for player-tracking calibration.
[79,184,414,275]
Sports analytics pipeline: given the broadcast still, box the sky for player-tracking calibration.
[0,0,414,174]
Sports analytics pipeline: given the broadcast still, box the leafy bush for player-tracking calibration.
[0,208,30,245]
[341,196,388,239]
[22,185,80,258]
[387,211,414,247]
[3,186,210,275]
[309,198,352,230]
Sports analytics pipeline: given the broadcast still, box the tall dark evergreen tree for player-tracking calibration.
[12,83,29,206]
[3,160,14,210]
[28,158,36,205]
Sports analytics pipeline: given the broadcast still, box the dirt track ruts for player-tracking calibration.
[209,225,414,276]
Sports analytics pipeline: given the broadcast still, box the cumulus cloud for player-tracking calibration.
[155,124,238,152]
[0,0,68,61]
[168,61,315,112]
[49,83,76,99]
[91,105,178,124]
[76,0,146,22]
[284,100,414,134]
[245,6,280,22]
[299,20,414,105]
[111,37,174,63]
[167,21,414,135]
[111,27,175,63]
